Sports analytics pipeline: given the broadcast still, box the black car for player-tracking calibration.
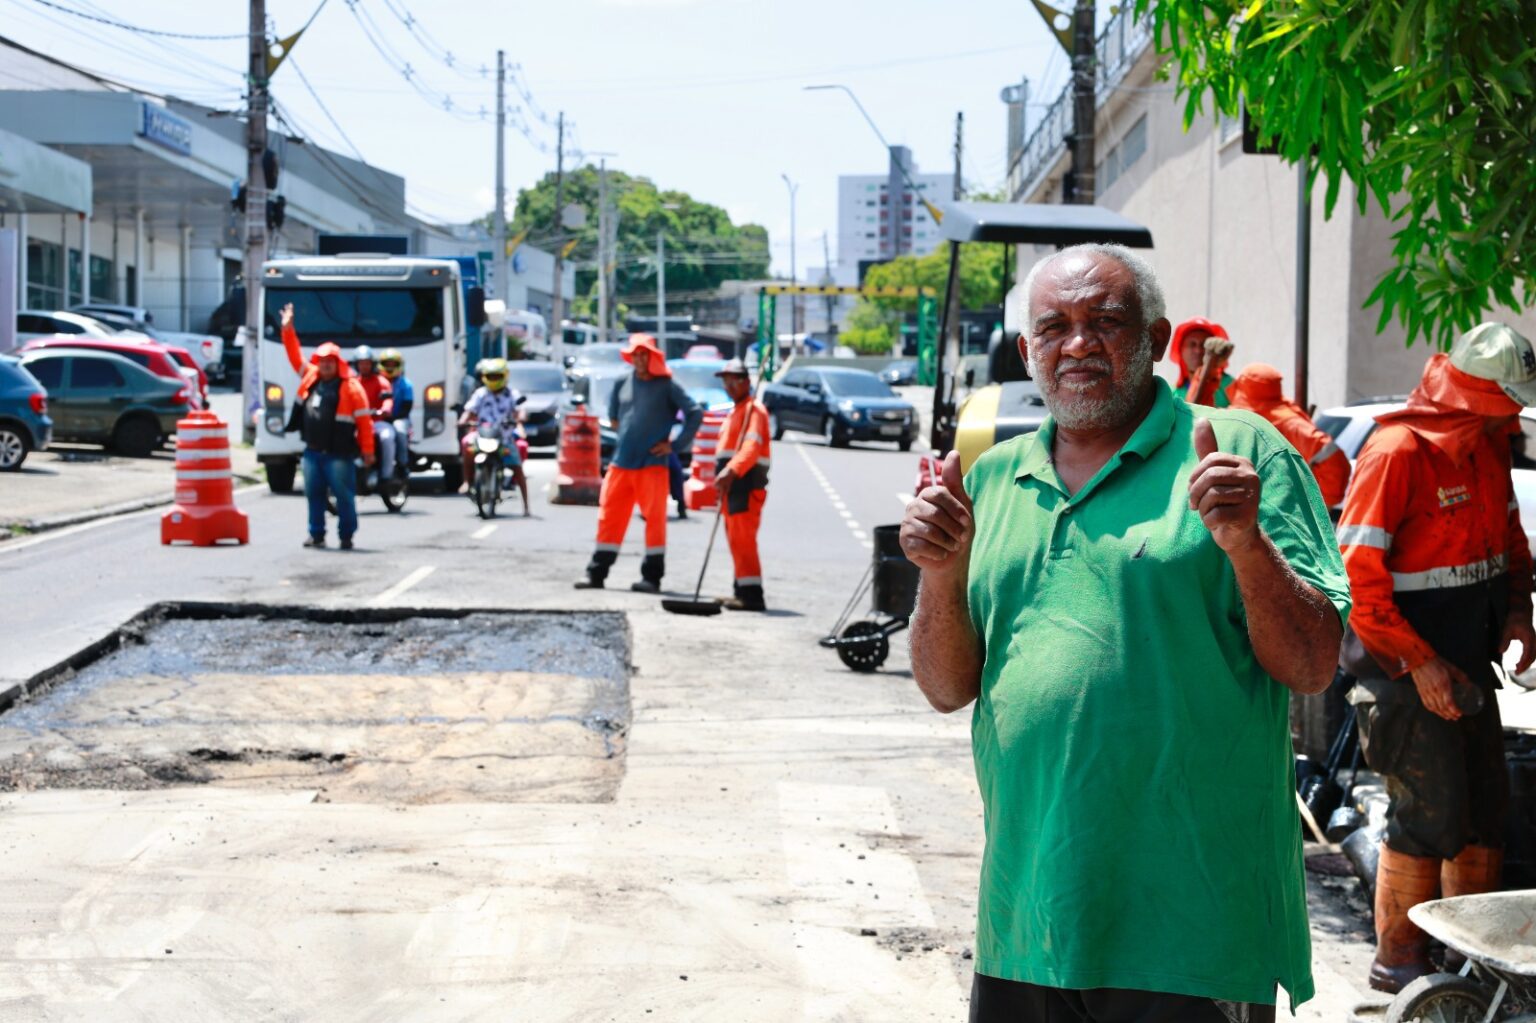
[18,350,189,457]
[505,362,568,448]
[879,359,917,386]
[763,366,919,450]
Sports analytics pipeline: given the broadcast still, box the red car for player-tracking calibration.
[19,337,205,409]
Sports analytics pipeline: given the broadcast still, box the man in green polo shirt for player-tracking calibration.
[900,244,1349,1021]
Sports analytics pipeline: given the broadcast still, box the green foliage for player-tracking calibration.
[840,300,896,354]
[862,242,1009,315]
[1132,0,1536,349]
[487,168,771,311]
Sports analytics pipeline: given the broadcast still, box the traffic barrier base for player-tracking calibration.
[162,410,249,546]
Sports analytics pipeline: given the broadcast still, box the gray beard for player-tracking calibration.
[1029,329,1156,431]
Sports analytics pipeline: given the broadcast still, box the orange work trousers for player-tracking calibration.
[595,465,669,558]
[725,488,767,586]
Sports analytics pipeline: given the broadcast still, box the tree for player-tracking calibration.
[486,168,771,314]
[1133,0,1536,349]
[840,300,896,354]
[862,242,1009,315]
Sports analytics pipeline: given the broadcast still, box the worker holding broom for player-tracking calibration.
[712,359,770,612]
[575,334,701,593]
[902,244,1349,1021]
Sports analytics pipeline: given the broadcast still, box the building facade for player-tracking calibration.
[836,148,949,281]
[1006,7,1536,410]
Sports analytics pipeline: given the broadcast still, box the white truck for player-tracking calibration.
[254,254,478,493]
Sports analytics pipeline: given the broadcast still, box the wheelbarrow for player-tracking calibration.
[1377,892,1536,1021]
[819,524,919,672]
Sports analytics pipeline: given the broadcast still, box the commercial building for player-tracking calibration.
[0,39,570,350]
[837,147,949,279]
[1006,7,1536,409]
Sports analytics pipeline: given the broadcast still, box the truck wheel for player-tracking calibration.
[265,459,297,494]
[0,424,29,471]
[112,416,159,458]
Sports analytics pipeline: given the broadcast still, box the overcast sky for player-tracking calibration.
[2,0,1120,274]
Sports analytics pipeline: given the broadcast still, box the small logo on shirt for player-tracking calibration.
[1438,485,1471,508]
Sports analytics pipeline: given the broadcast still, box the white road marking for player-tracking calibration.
[852,529,868,542]
[371,565,436,606]
[796,444,875,551]
[0,485,263,556]
[470,523,498,540]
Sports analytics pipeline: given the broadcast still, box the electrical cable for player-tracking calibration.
[21,0,244,40]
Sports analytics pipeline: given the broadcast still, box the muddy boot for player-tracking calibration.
[631,553,664,593]
[1440,845,1503,972]
[575,550,615,590]
[722,583,766,612]
[1369,845,1441,993]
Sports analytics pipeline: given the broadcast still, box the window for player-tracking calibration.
[26,238,63,310]
[89,255,115,303]
[73,358,125,388]
[865,200,875,207]
[67,248,83,305]
[25,358,63,390]
[1100,114,1149,192]
[865,232,875,239]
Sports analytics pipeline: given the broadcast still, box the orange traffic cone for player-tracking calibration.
[161,410,249,546]
[550,407,603,505]
[683,410,728,511]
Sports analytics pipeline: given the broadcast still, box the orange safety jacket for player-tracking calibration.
[716,398,771,503]
[1228,364,1351,506]
[282,322,376,458]
[1338,355,1531,678]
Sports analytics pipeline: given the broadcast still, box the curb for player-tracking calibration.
[1,475,262,541]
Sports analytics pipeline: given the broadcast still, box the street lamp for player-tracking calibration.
[656,201,681,346]
[780,173,799,346]
[804,83,944,224]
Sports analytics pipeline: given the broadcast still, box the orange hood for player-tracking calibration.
[1169,317,1228,386]
[1376,354,1520,460]
[309,342,352,378]
[621,333,671,378]
[1228,363,1308,421]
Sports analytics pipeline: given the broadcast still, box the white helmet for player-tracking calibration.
[353,344,376,365]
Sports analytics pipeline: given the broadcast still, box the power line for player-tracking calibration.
[342,0,488,122]
[21,0,245,39]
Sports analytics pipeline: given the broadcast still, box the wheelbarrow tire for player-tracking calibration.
[1385,973,1491,1023]
[837,621,889,673]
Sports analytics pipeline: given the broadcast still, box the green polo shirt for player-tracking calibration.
[963,377,1349,1009]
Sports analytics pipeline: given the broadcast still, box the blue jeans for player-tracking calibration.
[303,450,357,541]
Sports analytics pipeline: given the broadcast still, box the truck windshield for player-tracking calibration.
[265,287,445,346]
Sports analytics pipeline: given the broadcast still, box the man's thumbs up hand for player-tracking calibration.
[1188,417,1263,555]
[901,450,975,576]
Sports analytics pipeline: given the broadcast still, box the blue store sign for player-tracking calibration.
[139,103,193,156]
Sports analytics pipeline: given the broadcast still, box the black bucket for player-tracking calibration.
[1506,730,1536,888]
[871,525,919,619]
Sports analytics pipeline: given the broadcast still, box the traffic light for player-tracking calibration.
[266,195,287,232]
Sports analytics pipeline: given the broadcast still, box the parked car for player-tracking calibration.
[567,342,627,373]
[763,366,919,450]
[14,309,144,350]
[17,349,190,457]
[0,355,51,470]
[20,337,204,409]
[506,361,569,448]
[73,305,224,383]
[1313,397,1408,464]
[880,359,917,386]
[683,344,723,361]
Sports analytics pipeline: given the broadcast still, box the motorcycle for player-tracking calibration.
[327,411,409,515]
[469,415,529,520]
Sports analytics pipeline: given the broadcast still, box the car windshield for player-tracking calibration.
[670,363,732,407]
[575,344,625,365]
[822,371,896,398]
[506,364,566,393]
[264,287,445,346]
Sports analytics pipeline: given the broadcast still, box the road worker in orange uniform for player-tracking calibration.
[1338,322,1536,994]
[575,335,702,592]
[712,359,770,611]
[1170,317,1235,407]
[1228,363,1351,506]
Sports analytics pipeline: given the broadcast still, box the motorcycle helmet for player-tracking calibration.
[379,348,405,379]
[352,344,376,370]
[482,357,509,392]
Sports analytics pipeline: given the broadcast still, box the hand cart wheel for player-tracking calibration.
[836,620,890,672]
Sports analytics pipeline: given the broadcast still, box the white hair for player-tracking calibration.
[1020,243,1166,329]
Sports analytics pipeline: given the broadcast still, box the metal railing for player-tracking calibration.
[1007,5,1155,201]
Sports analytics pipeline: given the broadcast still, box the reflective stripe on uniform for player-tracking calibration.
[335,413,354,423]
[595,543,621,554]
[1337,524,1392,549]
[1309,441,1339,465]
[644,546,665,557]
[735,576,763,586]
[1391,553,1509,592]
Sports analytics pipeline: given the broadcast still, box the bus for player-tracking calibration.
[254,254,483,493]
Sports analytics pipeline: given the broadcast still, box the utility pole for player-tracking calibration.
[549,111,566,364]
[241,0,268,444]
[493,50,507,304]
[821,230,836,341]
[655,230,666,347]
[597,158,609,343]
[1069,0,1097,204]
[1295,165,1312,410]
[781,173,799,344]
[953,110,965,201]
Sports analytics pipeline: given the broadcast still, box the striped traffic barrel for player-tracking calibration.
[161,410,249,546]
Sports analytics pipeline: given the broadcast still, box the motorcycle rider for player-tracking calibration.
[352,344,395,487]
[459,357,529,515]
[378,347,414,478]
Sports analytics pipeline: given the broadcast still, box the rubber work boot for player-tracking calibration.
[633,553,664,594]
[630,579,661,594]
[573,574,605,590]
[722,584,766,612]
[303,535,326,549]
[1440,845,1503,972]
[339,537,354,551]
[1369,845,1441,993]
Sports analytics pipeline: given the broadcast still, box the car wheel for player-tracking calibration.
[0,425,29,471]
[112,416,159,458]
[823,416,849,449]
[898,437,913,452]
[265,459,297,494]
[769,410,784,440]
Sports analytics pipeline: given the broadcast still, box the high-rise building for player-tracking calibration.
[836,146,950,284]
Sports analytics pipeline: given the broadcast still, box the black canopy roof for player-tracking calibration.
[938,201,1153,248]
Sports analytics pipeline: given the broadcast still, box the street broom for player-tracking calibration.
[661,501,724,616]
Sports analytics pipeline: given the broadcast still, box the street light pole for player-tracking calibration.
[805,83,943,224]
[781,173,799,345]
[655,229,666,348]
